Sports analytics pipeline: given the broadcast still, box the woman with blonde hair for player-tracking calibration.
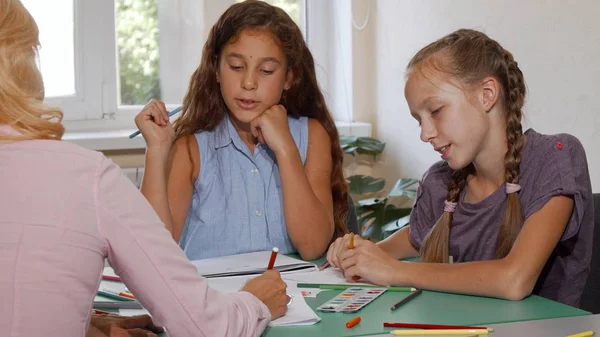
[0,1,289,336]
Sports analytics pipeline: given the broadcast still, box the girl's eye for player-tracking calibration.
[230,65,243,71]
[431,107,442,115]
[261,70,275,75]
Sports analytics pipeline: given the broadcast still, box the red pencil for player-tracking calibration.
[383,322,492,331]
[102,275,121,282]
[267,247,279,270]
[318,261,330,270]
[93,309,112,315]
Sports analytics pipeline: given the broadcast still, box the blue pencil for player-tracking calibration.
[128,106,182,139]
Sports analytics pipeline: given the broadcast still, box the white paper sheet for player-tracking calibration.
[206,275,324,298]
[190,251,317,278]
[119,309,150,316]
[268,292,320,326]
[281,267,372,286]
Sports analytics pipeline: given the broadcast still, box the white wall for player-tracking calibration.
[368,0,600,192]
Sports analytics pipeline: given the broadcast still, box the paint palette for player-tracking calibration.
[316,287,387,313]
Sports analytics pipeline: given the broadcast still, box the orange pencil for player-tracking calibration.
[267,247,279,270]
[346,316,361,328]
[348,233,361,282]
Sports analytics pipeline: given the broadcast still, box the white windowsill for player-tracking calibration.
[62,121,372,151]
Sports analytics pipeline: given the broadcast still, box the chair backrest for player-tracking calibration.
[580,193,600,313]
[346,196,360,235]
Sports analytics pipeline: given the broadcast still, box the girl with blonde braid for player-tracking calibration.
[327,29,593,307]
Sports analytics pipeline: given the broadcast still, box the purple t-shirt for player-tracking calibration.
[409,129,594,307]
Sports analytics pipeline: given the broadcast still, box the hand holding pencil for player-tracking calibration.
[133,99,177,150]
[242,270,288,319]
[325,232,359,270]
[338,235,402,286]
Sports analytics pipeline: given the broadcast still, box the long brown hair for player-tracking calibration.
[407,29,527,262]
[0,0,64,140]
[172,0,349,240]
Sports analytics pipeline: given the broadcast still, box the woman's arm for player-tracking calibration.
[342,196,574,300]
[97,157,283,337]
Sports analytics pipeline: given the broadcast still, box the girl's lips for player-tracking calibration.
[441,145,451,160]
[235,99,259,110]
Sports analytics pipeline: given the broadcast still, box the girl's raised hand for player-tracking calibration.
[249,105,295,155]
[339,237,401,286]
[134,99,174,151]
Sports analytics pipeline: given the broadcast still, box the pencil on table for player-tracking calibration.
[565,331,595,337]
[390,328,490,335]
[318,261,330,270]
[383,322,493,331]
[267,247,279,270]
[297,283,416,291]
[390,289,422,310]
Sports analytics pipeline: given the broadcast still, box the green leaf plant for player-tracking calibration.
[341,136,419,241]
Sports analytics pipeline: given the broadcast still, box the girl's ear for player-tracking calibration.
[216,71,221,83]
[284,68,293,90]
[480,76,500,112]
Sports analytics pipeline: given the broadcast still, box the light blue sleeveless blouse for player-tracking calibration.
[178,115,309,260]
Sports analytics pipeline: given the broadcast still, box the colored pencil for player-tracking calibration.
[384,322,493,331]
[102,275,121,282]
[318,261,330,270]
[391,289,422,310]
[267,247,279,270]
[128,106,182,139]
[390,328,489,335]
[297,283,416,292]
[566,331,595,337]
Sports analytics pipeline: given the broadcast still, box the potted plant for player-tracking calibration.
[341,136,418,241]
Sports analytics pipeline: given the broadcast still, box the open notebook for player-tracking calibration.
[190,251,318,278]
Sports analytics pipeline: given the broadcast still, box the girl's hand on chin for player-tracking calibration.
[250,105,295,155]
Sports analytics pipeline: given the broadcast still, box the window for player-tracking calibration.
[22,0,306,125]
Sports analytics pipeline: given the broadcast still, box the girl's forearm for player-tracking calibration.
[276,147,333,260]
[392,259,528,301]
[140,149,174,234]
[376,226,420,260]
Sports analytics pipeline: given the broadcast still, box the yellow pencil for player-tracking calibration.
[390,329,489,336]
[348,232,355,249]
[565,331,595,337]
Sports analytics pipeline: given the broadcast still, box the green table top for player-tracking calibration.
[263,288,588,337]
[98,255,589,337]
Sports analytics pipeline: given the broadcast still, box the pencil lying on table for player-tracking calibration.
[391,289,422,310]
[297,283,416,291]
[390,328,490,335]
[384,322,493,331]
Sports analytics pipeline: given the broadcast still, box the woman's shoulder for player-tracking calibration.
[15,139,105,165]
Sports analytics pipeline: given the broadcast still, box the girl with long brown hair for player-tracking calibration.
[136,0,348,261]
[326,29,593,307]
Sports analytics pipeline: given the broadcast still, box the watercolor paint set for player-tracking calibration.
[316,287,387,313]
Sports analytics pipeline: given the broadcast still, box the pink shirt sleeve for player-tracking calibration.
[94,156,270,337]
